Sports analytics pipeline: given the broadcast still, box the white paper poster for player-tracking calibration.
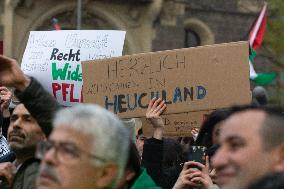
[21,30,126,106]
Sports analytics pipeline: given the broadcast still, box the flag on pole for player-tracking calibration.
[248,2,276,86]
[249,3,267,50]
[249,46,257,79]
[52,18,61,30]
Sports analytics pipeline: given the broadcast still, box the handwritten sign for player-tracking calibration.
[142,110,212,137]
[82,41,251,118]
[21,30,126,106]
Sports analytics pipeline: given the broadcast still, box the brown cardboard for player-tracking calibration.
[82,41,251,118]
[141,110,212,137]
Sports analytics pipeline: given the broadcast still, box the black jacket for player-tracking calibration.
[142,138,182,189]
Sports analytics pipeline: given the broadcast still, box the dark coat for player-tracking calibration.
[0,158,40,189]
[141,138,182,189]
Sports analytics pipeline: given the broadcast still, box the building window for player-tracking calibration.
[184,29,201,48]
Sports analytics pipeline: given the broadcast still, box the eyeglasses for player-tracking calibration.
[36,140,106,163]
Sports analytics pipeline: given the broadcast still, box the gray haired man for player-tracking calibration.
[36,104,129,189]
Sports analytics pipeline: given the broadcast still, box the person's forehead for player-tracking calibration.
[12,104,30,115]
[220,110,266,140]
[50,126,92,147]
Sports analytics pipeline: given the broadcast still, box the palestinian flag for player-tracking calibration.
[249,2,276,86]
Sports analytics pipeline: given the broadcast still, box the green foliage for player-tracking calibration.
[264,0,284,65]
[259,1,284,104]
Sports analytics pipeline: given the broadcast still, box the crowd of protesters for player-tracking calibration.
[0,54,283,189]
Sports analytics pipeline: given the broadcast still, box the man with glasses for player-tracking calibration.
[36,104,129,189]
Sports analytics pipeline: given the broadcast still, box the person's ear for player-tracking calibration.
[125,169,136,181]
[273,143,284,172]
[96,162,118,188]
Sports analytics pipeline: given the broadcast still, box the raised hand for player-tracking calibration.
[146,98,166,139]
[0,87,12,112]
[191,127,200,141]
[0,55,30,91]
[0,162,16,187]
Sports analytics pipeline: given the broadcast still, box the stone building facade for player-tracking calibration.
[0,0,163,59]
[0,0,264,58]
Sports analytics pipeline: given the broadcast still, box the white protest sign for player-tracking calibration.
[21,30,126,106]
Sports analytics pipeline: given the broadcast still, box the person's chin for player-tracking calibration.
[217,173,236,188]
[9,142,24,150]
[37,175,60,189]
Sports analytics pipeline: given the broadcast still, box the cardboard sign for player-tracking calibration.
[82,41,251,118]
[21,30,125,106]
[142,110,212,137]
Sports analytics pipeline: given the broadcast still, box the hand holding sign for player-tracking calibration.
[0,55,31,91]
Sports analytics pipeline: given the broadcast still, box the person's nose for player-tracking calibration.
[42,146,59,166]
[212,145,229,169]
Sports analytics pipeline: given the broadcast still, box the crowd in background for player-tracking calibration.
[0,54,283,189]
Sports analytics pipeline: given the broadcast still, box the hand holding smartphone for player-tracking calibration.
[187,146,207,169]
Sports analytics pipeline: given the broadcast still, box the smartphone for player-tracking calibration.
[187,146,207,170]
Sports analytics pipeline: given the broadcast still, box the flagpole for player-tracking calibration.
[77,0,82,30]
